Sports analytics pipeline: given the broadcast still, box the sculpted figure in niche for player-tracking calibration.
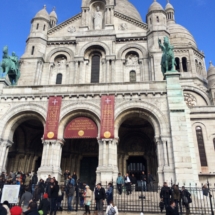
[94,6,103,30]
[126,54,139,66]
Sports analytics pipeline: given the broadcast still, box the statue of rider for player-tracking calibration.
[10,52,19,72]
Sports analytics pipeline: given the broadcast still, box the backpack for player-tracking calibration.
[108,207,116,215]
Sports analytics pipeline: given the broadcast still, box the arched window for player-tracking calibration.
[199,62,202,75]
[91,55,100,83]
[195,59,198,73]
[150,18,152,24]
[157,16,159,22]
[182,57,188,72]
[43,25,46,31]
[175,58,180,72]
[31,46,35,55]
[56,73,62,84]
[196,126,207,166]
[130,71,136,82]
[213,138,215,150]
[36,23,39,30]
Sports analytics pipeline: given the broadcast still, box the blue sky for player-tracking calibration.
[0,0,214,69]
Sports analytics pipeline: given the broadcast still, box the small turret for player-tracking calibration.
[207,62,215,88]
[165,0,175,23]
[50,7,58,28]
[147,0,167,32]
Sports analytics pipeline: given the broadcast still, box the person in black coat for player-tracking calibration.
[49,179,59,215]
[0,204,7,215]
[166,200,177,215]
[72,172,77,183]
[160,182,172,210]
[31,173,38,195]
[124,173,132,195]
[95,183,106,215]
[182,186,191,215]
[38,193,50,215]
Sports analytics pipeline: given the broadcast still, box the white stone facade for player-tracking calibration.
[0,0,214,186]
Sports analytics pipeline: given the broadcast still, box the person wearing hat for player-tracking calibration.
[3,201,11,215]
[84,185,92,215]
[38,193,50,215]
[10,206,22,215]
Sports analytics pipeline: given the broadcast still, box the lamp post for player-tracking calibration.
[207,179,214,215]
[139,180,145,215]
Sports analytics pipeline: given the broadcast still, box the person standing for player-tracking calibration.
[140,171,147,191]
[181,186,191,215]
[72,172,77,183]
[64,170,70,186]
[172,185,180,215]
[160,182,172,210]
[147,172,155,191]
[49,179,59,215]
[84,185,92,215]
[124,173,131,195]
[106,183,113,205]
[19,187,33,212]
[66,183,75,211]
[95,183,106,215]
[31,173,38,195]
[130,174,137,193]
[116,173,124,195]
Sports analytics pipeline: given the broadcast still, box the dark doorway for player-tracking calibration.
[127,156,147,180]
[80,157,98,189]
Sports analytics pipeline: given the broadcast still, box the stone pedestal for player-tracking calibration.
[96,139,119,185]
[165,71,199,185]
[37,140,64,182]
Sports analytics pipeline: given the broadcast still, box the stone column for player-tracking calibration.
[101,59,106,83]
[111,60,115,83]
[139,59,144,81]
[79,61,84,84]
[96,139,119,185]
[38,140,64,182]
[0,141,12,173]
[74,61,79,84]
[155,137,164,185]
[106,60,110,83]
[179,59,183,73]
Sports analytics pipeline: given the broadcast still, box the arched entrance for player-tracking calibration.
[61,116,99,188]
[118,114,158,183]
[7,119,44,173]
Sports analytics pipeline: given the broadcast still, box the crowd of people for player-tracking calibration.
[0,170,211,215]
[0,170,119,215]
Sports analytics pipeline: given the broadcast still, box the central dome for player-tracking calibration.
[115,0,143,22]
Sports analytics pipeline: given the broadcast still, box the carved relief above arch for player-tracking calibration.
[79,41,111,56]
[182,86,210,106]
[45,47,75,62]
[115,101,169,138]
[0,104,46,143]
[117,43,148,59]
[58,102,101,139]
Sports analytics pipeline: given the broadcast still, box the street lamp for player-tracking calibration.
[207,179,214,215]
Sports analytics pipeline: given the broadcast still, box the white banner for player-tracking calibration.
[1,185,20,204]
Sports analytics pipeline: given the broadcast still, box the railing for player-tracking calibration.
[58,183,215,214]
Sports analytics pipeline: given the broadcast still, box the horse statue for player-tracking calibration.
[158,37,176,76]
[0,46,20,85]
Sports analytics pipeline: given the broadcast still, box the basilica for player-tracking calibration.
[0,0,215,187]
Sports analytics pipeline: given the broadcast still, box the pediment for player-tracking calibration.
[47,13,82,37]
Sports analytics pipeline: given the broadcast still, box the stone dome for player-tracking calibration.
[115,0,142,22]
[168,23,197,48]
[50,9,57,19]
[207,62,215,77]
[165,3,174,10]
[148,1,164,13]
[34,6,50,21]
